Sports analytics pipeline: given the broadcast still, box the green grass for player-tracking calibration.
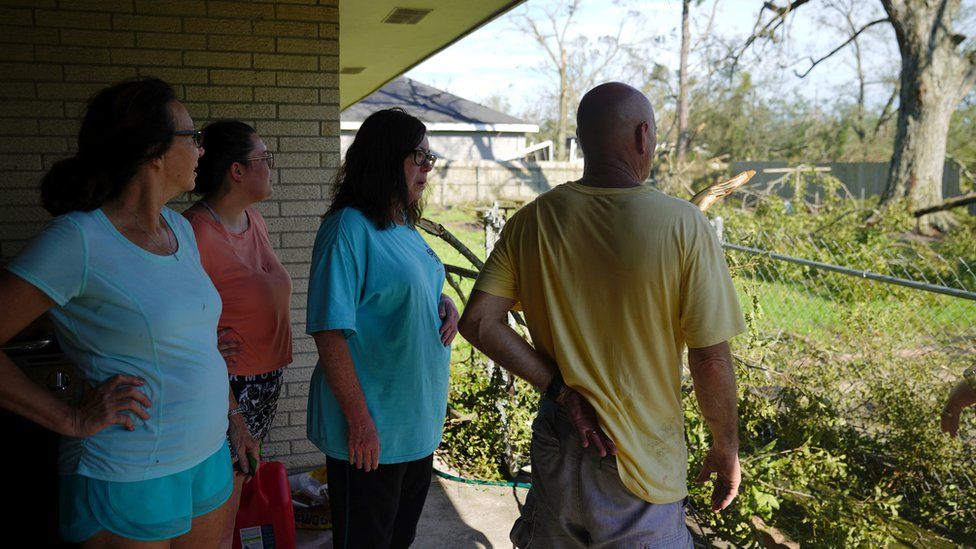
[736,276,976,349]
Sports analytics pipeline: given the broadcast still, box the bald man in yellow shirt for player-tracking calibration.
[459,82,746,548]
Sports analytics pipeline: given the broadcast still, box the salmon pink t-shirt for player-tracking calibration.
[185,204,292,376]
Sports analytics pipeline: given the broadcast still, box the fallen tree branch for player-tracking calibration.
[690,170,757,212]
[444,271,467,306]
[444,264,480,280]
[912,192,976,217]
[418,217,485,269]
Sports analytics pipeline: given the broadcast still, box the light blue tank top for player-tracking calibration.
[6,207,228,481]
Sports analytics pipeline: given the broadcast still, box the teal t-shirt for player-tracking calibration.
[306,208,451,463]
[6,208,228,482]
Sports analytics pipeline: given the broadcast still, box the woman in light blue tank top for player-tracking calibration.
[0,79,233,545]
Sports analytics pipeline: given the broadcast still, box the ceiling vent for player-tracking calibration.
[382,7,432,24]
[340,66,366,74]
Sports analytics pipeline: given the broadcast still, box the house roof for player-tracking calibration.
[341,77,538,133]
[339,1,526,109]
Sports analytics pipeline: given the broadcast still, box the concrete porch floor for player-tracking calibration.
[296,474,527,548]
[293,474,722,548]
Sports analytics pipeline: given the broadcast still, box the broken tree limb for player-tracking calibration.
[444,271,467,306]
[912,192,976,217]
[417,222,529,331]
[690,170,757,212]
[417,217,485,270]
[445,264,480,280]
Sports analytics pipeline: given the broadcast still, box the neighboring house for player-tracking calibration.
[341,77,540,162]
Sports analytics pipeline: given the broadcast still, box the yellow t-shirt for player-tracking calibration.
[473,181,746,504]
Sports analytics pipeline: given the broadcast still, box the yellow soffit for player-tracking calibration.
[339,1,525,110]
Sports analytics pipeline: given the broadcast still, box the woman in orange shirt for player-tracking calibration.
[183,120,293,548]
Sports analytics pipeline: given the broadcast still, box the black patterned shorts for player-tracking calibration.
[227,368,284,457]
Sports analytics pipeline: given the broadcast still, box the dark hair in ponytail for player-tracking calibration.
[192,120,256,196]
[41,78,177,216]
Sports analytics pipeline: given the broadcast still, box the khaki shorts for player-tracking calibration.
[512,398,693,549]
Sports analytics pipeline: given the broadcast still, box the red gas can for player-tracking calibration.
[233,461,297,549]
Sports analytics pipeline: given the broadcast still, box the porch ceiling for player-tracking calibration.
[339,0,524,110]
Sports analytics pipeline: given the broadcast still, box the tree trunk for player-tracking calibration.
[879,0,975,234]
[556,49,569,161]
[676,0,692,165]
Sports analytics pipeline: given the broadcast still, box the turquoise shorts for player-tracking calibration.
[59,444,233,543]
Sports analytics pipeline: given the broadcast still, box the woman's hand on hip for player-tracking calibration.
[347,413,380,472]
[438,294,459,346]
[70,374,151,437]
[217,328,242,368]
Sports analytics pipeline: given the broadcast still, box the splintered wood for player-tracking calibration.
[690,170,756,212]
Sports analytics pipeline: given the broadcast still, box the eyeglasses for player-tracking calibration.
[411,148,437,167]
[246,151,275,169]
[174,129,204,147]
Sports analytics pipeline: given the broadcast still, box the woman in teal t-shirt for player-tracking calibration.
[307,108,459,548]
[0,79,233,545]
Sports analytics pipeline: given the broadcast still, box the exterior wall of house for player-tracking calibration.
[427,132,528,161]
[341,131,530,162]
[0,0,340,471]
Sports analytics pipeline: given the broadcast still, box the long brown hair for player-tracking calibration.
[326,108,426,229]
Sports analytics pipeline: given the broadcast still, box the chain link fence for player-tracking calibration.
[719,219,976,541]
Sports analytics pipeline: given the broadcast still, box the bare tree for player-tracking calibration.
[514,0,630,160]
[676,0,694,165]
[814,1,899,157]
[740,0,976,234]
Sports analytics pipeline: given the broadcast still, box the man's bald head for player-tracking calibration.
[576,82,655,180]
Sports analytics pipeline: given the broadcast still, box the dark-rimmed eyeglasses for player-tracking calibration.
[246,151,275,169]
[411,148,437,167]
[174,129,204,147]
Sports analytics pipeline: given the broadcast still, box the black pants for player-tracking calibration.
[326,454,433,549]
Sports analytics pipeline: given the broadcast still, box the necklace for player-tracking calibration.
[132,211,175,254]
[201,200,249,234]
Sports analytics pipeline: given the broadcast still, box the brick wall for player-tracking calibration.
[0,0,340,471]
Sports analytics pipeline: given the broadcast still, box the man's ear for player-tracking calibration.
[637,121,651,154]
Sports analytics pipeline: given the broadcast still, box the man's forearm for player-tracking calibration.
[466,316,556,390]
[688,341,739,448]
[459,291,557,391]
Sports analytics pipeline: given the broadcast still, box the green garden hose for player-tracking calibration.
[432,467,531,488]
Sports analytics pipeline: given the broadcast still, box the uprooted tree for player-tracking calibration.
[742,0,976,234]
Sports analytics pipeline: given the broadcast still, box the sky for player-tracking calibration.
[405,0,903,117]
